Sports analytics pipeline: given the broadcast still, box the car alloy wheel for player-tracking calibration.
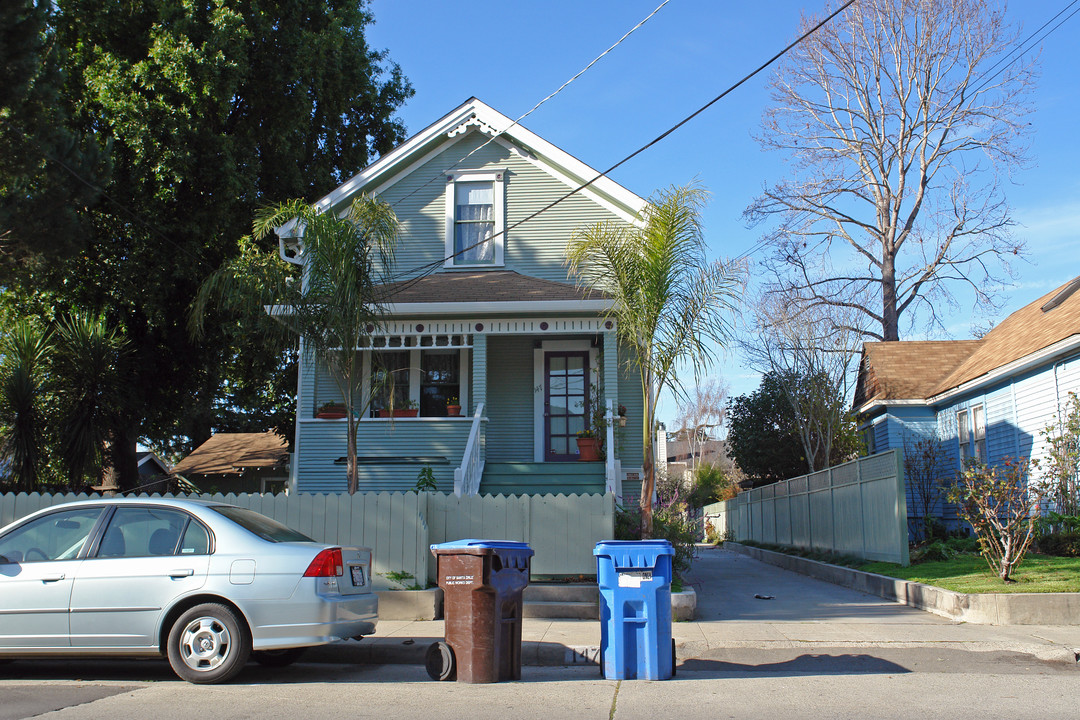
[167,603,251,684]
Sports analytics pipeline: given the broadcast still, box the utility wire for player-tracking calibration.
[383,0,857,295]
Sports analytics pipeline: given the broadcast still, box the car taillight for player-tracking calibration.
[304,547,343,577]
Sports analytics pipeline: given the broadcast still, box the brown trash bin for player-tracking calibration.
[428,539,534,683]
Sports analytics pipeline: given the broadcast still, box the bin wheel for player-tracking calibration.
[671,638,677,677]
[426,641,456,681]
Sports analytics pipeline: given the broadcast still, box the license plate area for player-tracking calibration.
[350,565,366,587]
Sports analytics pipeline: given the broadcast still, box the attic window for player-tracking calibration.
[445,170,505,268]
[1041,276,1080,313]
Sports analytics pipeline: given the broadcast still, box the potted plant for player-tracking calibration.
[446,396,461,416]
[394,399,419,418]
[316,401,347,419]
[617,404,628,427]
[576,429,601,461]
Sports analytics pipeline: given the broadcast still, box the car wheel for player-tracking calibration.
[166,603,251,684]
[252,648,306,667]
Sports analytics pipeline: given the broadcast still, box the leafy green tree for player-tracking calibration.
[3,0,413,484]
[567,184,744,534]
[193,195,399,494]
[726,372,807,486]
[1032,392,1080,517]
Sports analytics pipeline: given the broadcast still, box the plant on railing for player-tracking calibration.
[947,458,1042,582]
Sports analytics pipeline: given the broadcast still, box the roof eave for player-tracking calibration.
[385,299,613,316]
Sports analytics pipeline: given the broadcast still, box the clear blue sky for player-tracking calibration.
[367,0,1080,424]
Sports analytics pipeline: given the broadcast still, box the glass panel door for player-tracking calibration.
[545,351,589,461]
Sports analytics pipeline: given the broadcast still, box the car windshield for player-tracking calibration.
[210,506,314,543]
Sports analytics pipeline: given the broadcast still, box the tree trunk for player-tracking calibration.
[882,254,900,341]
[640,372,655,537]
[346,412,358,494]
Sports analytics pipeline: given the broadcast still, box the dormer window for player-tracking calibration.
[445,170,504,267]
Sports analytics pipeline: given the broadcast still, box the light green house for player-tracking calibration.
[284,98,646,498]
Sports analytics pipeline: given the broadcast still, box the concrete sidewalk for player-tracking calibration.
[309,545,1080,667]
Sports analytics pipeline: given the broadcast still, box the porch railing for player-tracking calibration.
[605,400,618,495]
[454,402,486,497]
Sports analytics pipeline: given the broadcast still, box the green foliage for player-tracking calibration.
[414,466,437,493]
[726,371,807,485]
[947,458,1042,582]
[1031,392,1080,516]
[1036,532,1080,558]
[379,570,424,591]
[859,553,1080,594]
[2,0,412,487]
[613,498,697,580]
[1036,512,1080,535]
[567,183,745,532]
[0,320,52,491]
[687,462,736,508]
[910,537,979,564]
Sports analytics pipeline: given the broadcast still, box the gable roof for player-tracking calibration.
[173,432,289,476]
[290,97,646,235]
[853,340,983,410]
[854,275,1080,412]
[932,278,1080,396]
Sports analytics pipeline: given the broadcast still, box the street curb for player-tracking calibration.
[726,542,1080,626]
[302,637,599,667]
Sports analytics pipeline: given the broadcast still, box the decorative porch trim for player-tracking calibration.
[371,317,614,337]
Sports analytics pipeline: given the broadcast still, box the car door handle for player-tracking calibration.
[168,569,194,578]
[42,573,65,582]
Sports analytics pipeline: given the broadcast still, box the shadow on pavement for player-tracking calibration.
[678,652,910,677]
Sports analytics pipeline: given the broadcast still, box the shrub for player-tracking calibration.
[1037,532,1080,557]
[613,499,697,579]
[947,458,1041,582]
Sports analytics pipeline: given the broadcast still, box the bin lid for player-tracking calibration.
[593,540,674,569]
[430,539,534,555]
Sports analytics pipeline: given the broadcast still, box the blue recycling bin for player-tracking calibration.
[593,540,675,680]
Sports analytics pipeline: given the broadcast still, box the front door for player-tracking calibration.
[544,351,589,460]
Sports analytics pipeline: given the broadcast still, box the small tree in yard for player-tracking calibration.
[948,458,1041,582]
[1032,392,1080,517]
[903,434,949,542]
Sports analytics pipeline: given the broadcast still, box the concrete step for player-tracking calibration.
[522,600,599,620]
[480,462,606,496]
[523,583,599,619]
[524,583,599,604]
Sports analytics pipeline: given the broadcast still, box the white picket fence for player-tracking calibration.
[0,490,616,589]
[704,450,909,565]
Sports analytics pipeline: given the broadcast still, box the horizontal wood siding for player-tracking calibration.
[376,130,631,282]
[1012,367,1059,465]
[295,420,471,493]
[985,384,1017,461]
[485,336,536,461]
[616,345,644,466]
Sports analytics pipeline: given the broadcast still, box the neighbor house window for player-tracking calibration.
[370,350,411,416]
[445,170,504,267]
[420,351,460,416]
[957,405,986,463]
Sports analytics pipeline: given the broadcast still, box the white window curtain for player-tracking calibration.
[455,182,494,263]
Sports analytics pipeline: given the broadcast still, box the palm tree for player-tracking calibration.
[53,313,130,489]
[0,320,52,491]
[567,184,743,534]
[192,195,399,494]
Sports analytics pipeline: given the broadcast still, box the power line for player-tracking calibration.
[384,0,857,293]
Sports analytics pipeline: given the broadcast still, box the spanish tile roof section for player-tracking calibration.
[932,276,1080,395]
[173,432,288,476]
[854,340,983,406]
[378,270,610,304]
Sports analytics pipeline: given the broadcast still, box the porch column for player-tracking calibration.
[603,330,618,407]
[472,334,487,413]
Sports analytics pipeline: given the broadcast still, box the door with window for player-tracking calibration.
[545,352,589,460]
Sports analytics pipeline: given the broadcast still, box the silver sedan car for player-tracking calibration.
[0,497,377,683]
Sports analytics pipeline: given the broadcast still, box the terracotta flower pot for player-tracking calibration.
[446,405,461,416]
[576,437,601,461]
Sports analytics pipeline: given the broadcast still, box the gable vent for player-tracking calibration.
[1041,276,1080,313]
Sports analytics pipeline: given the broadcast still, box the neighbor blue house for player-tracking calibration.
[278,99,647,498]
[853,276,1080,522]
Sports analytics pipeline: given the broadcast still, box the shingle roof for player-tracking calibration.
[854,275,1080,408]
[379,270,608,304]
[932,278,1080,394]
[853,340,983,407]
[173,432,288,476]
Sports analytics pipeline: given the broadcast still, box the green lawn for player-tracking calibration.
[859,553,1080,594]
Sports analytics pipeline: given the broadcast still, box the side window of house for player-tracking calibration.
[445,171,504,267]
[957,409,970,461]
[956,405,987,464]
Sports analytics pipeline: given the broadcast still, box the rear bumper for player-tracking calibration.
[245,591,378,650]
